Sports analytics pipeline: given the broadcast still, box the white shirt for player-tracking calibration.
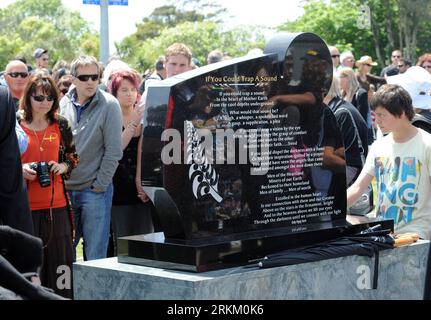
[364,129,431,239]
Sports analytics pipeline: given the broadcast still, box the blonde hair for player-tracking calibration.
[326,75,342,99]
[165,43,192,65]
[337,67,360,102]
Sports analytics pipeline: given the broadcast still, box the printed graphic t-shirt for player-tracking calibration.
[364,128,431,239]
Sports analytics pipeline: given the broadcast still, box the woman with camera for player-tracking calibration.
[18,72,79,298]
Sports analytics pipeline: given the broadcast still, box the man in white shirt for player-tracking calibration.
[347,84,431,239]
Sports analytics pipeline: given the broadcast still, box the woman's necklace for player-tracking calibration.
[32,125,49,152]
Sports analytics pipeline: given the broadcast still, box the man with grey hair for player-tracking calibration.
[60,55,122,260]
[339,51,355,70]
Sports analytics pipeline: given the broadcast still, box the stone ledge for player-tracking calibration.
[73,240,429,300]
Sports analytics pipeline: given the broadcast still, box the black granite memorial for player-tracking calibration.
[117,32,393,272]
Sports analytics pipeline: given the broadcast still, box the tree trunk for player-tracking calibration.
[383,0,396,52]
[368,3,383,66]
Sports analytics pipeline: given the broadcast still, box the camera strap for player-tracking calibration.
[42,172,55,250]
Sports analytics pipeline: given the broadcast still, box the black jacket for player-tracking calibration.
[328,96,369,169]
[0,86,33,234]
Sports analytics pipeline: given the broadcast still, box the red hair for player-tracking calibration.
[108,69,141,103]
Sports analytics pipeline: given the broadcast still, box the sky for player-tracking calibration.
[0,0,304,53]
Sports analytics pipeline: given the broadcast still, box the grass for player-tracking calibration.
[76,238,84,261]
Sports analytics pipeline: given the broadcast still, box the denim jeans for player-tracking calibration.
[69,184,113,260]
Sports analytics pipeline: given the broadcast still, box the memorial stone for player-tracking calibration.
[118,33,392,272]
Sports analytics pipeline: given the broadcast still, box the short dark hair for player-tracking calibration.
[155,56,165,71]
[399,58,412,67]
[370,84,415,121]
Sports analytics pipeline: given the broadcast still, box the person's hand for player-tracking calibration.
[22,163,37,181]
[90,186,104,193]
[136,179,150,203]
[30,275,41,285]
[48,161,68,176]
[130,104,145,126]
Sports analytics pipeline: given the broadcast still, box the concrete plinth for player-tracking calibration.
[73,241,429,300]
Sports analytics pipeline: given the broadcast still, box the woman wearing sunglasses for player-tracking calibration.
[18,72,80,298]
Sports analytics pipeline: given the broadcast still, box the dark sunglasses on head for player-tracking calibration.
[76,74,99,82]
[331,54,340,58]
[8,72,29,78]
[32,95,54,102]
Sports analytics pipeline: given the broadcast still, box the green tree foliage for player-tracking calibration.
[279,0,431,71]
[130,0,227,42]
[116,0,264,72]
[0,0,98,71]
[117,21,265,72]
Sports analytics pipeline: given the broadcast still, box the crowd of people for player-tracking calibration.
[2,42,431,299]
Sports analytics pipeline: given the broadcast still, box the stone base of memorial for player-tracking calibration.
[116,219,392,272]
[73,240,429,300]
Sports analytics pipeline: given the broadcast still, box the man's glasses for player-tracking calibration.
[76,74,99,82]
[331,54,340,58]
[32,95,54,102]
[7,72,29,78]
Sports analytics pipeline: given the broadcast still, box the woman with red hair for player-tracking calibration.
[108,70,153,254]
[417,53,431,74]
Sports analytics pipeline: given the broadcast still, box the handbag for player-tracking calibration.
[335,107,373,215]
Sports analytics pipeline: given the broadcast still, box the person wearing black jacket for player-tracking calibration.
[338,67,374,145]
[0,86,33,235]
[324,76,369,186]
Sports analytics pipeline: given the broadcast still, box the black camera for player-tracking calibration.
[29,161,52,188]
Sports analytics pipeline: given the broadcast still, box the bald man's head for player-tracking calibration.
[4,60,29,99]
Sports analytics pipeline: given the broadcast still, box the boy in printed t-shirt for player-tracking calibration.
[347,84,431,239]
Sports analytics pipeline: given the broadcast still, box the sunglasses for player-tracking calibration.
[331,54,340,58]
[8,72,29,78]
[76,74,99,82]
[32,95,54,102]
